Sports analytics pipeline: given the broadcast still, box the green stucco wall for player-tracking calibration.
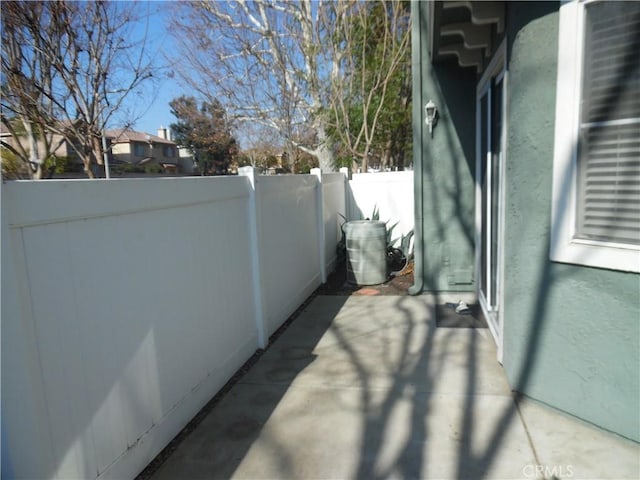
[414,0,639,442]
[412,1,476,294]
[502,3,640,442]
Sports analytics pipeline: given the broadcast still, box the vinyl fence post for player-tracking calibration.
[239,166,267,349]
[340,167,351,221]
[311,168,327,283]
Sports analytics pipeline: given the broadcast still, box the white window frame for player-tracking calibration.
[550,0,640,273]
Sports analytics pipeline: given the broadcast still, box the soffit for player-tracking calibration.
[429,1,505,73]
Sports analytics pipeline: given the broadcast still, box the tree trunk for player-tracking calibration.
[313,125,336,173]
[24,122,45,179]
[82,155,96,179]
[361,146,369,173]
[381,139,392,171]
[315,144,335,173]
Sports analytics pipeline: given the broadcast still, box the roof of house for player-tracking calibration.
[106,129,175,146]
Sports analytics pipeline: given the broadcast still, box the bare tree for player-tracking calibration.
[169,0,337,172]
[237,123,284,169]
[325,1,411,173]
[1,1,155,179]
[2,2,68,179]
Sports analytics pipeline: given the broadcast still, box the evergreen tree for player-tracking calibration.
[169,96,237,175]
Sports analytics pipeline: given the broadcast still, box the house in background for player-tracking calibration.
[2,124,189,176]
[177,145,198,174]
[0,122,84,173]
[106,128,179,172]
[158,126,198,174]
[411,0,639,442]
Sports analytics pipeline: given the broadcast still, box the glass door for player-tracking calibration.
[476,54,505,356]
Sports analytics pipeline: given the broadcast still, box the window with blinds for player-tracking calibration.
[575,1,640,245]
[134,143,146,157]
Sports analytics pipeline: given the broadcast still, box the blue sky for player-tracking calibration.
[124,1,273,149]
[127,2,187,136]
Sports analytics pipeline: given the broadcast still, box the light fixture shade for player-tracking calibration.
[424,100,438,137]
[425,100,437,120]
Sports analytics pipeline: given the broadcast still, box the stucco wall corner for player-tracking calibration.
[501,4,640,442]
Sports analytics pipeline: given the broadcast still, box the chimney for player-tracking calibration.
[157,126,168,140]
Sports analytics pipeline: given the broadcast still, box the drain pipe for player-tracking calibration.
[409,0,424,295]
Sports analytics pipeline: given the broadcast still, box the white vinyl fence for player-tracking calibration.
[257,174,322,336]
[1,169,412,480]
[347,170,414,248]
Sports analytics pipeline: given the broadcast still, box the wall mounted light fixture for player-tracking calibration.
[424,100,438,138]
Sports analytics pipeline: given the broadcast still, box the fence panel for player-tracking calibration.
[322,173,347,272]
[2,177,258,480]
[258,175,321,337]
[348,171,414,247]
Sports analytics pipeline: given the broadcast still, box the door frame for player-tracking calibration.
[475,40,507,362]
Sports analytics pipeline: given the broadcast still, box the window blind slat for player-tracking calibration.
[584,210,640,221]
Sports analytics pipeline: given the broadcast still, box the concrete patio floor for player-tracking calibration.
[147,295,639,480]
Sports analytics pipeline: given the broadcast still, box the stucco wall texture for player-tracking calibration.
[502,4,640,442]
[414,1,477,294]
